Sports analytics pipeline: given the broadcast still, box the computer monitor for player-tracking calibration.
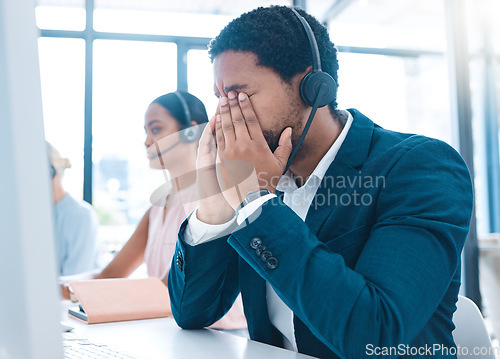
[0,0,64,358]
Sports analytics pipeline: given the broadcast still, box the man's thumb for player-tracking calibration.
[273,127,293,168]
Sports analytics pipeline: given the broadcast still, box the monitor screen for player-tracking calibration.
[0,0,63,358]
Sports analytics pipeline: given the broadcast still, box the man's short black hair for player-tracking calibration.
[208,5,339,111]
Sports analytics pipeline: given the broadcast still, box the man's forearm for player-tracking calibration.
[168,219,240,329]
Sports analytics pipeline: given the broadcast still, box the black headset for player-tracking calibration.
[173,91,200,143]
[282,8,338,175]
[50,164,56,178]
[152,91,202,160]
[292,8,337,107]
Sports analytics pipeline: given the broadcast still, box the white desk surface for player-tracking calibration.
[61,301,317,359]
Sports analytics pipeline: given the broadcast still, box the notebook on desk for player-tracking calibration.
[68,277,171,324]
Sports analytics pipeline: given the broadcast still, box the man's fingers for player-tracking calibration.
[215,115,225,151]
[238,92,266,142]
[209,114,217,133]
[198,117,216,153]
[200,116,215,142]
[219,97,236,144]
[227,91,250,140]
[273,127,293,169]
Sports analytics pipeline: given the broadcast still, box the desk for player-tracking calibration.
[61,301,316,359]
[479,234,500,347]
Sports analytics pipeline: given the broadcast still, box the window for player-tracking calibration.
[92,40,177,247]
[93,0,291,37]
[337,52,452,144]
[465,0,500,234]
[36,0,86,31]
[187,49,218,117]
[328,0,446,52]
[38,37,85,198]
[94,7,233,39]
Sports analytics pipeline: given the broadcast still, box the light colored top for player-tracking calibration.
[185,111,353,349]
[146,184,199,279]
[54,194,99,276]
[147,184,247,330]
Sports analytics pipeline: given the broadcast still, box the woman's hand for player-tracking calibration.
[61,284,71,300]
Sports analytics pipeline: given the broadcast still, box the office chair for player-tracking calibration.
[452,295,496,359]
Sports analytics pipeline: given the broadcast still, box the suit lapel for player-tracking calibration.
[241,110,376,343]
[305,109,375,235]
[306,157,358,234]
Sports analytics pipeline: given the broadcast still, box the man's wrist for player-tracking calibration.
[236,192,277,226]
[197,206,235,225]
[238,189,272,211]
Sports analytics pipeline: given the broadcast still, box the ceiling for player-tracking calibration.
[35,0,444,26]
[36,0,499,54]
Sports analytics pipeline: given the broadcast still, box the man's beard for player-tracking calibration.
[262,102,307,160]
[262,129,282,153]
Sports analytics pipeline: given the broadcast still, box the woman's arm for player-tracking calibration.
[96,207,152,279]
[61,208,152,299]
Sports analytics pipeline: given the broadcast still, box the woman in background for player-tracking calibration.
[49,142,99,276]
[61,91,246,330]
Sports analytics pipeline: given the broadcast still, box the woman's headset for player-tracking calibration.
[282,8,338,175]
[151,91,203,161]
[173,91,201,143]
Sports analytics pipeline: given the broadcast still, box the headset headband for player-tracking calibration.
[173,91,192,127]
[282,8,337,175]
[290,8,322,71]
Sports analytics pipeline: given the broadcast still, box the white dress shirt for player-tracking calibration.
[184,111,353,351]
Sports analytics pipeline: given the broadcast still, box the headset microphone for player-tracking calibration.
[153,139,182,158]
[150,123,205,160]
[282,8,338,175]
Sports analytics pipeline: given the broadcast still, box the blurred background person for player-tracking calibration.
[48,141,99,276]
[61,91,246,331]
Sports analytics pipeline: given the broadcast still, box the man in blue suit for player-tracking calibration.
[168,6,473,359]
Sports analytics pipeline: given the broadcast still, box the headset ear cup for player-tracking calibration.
[180,126,200,143]
[299,71,337,108]
[50,165,56,178]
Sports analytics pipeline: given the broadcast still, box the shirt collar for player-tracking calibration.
[277,110,354,192]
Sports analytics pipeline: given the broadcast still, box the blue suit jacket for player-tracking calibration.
[168,109,473,359]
